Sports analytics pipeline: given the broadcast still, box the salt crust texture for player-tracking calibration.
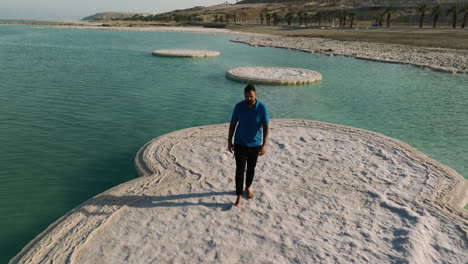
[10,120,468,264]
[232,37,468,74]
[226,67,322,85]
[152,49,220,58]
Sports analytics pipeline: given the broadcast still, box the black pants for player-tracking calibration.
[234,144,261,196]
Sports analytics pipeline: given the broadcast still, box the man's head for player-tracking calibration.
[244,84,256,106]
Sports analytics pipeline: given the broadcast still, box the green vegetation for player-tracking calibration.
[349,12,356,28]
[384,7,396,28]
[431,4,443,28]
[446,4,458,28]
[417,4,427,28]
[461,3,468,29]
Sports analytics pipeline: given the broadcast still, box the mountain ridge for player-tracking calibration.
[83,12,151,21]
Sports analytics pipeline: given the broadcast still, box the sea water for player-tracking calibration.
[0,25,467,261]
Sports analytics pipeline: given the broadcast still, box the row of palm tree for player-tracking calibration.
[258,9,395,28]
[213,14,240,24]
[258,10,358,28]
[337,3,468,29]
[118,3,468,29]
[372,7,396,28]
[259,12,286,26]
[412,3,468,28]
[260,11,335,27]
[255,3,468,29]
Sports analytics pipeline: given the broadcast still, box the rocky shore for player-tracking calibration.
[232,36,468,74]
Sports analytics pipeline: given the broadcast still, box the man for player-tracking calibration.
[228,84,269,207]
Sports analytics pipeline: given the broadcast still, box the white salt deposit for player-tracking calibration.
[152,49,220,58]
[226,67,322,85]
[10,120,468,263]
[231,37,468,74]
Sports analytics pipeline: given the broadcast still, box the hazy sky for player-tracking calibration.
[0,0,238,20]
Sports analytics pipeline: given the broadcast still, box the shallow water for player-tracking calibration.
[0,25,467,261]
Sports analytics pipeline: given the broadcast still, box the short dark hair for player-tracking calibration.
[244,84,256,94]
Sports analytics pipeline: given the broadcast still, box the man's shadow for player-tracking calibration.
[133,191,235,211]
[78,191,236,216]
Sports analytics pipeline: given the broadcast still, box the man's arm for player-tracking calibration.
[228,121,237,153]
[260,123,269,156]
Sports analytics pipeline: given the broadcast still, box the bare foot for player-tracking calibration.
[234,196,242,207]
[246,187,254,199]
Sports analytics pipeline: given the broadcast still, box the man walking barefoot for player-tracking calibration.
[228,84,269,207]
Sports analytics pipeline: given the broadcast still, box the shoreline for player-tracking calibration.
[11,120,468,263]
[231,36,468,74]
[30,24,468,74]
[40,24,270,37]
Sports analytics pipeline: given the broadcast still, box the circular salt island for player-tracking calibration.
[152,49,220,58]
[226,66,322,85]
[11,120,468,263]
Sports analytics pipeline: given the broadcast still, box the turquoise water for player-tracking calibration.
[0,25,467,261]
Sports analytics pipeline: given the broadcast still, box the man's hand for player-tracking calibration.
[228,141,234,153]
[228,121,237,154]
[259,145,267,156]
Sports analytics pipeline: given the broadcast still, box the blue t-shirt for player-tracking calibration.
[231,100,270,147]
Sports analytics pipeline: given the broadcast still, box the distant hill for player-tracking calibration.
[85,0,465,25]
[237,0,458,5]
[82,12,152,21]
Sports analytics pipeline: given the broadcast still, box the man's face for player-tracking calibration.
[244,91,256,105]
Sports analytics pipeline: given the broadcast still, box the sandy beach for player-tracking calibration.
[11,120,468,263]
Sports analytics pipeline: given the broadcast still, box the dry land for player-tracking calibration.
[228,25,468,50]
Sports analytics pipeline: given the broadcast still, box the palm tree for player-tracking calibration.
[285,12,293,25]
[431,4,443,28]
[349,12,356,28]
[272,13,279,26]
[385,7,396,28]
[417,4,427,28]
[259,12,264,25]
[446,5,458,28]
[340,10,348,27]
[316,13,323,27]
[377,12,384,27]
[266,13,271,26]
[461,3,468,29]
[225,14,230,24]
[297,11,305,26]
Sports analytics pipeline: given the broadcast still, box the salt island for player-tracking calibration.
[11,120,468,263]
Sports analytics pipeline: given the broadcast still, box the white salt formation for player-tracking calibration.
[226,67,322,85]
[11,120,467,263]
[152,49,220,58]
[231,37,468,74]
